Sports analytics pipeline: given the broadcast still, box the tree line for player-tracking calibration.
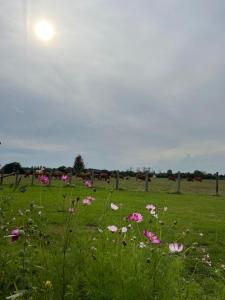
[0,157,224,180]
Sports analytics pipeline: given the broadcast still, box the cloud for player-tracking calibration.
[0,0,225,172]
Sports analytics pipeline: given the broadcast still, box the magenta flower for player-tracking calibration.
[107,225,118,232]
[144,230,161,244]
[128,212,143,223]
[169,243,183,253]
[84,180,92,188]
[146,204,155,211]
[61,174,69,183]
[11,228,20,242]
[68,208,75,214]
[38,175,49,185]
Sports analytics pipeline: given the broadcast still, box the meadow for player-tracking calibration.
[0,176,225,299]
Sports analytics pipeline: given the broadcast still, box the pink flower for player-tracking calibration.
[61,174,69,183]
[144,230,161,244]
[68,208,75,214]
[38,175,49,185]
[84,180,92,188]
[11,228,20,242]
[169,243,183,253]
[111,203,119,211]
[128,212,143,223]
[107,225,118,232]
[146,204,155,211]
[82,198,92,205]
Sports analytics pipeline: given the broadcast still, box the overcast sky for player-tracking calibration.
[0,0,225,172]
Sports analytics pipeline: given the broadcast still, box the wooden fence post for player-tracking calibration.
[177,171,181,194]
[0,170,4,185]
[15,171,19,186]
[48,171,52,187]
[69,173,73,185]
[91,170,94,184]
[31,168,35,186]
[115,170,119,190]
[145,170,149,192]
[216,172,219,196]
[14,171,22,188]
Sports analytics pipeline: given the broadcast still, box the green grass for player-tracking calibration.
[0,179,225,299]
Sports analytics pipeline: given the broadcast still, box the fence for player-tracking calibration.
[0,170,223,196]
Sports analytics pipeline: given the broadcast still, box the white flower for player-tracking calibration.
[146,204,156,211]
[121,227,128,233]
[107,225,118,232]
[139,242,146,248]
[111,203,119,210]
[169,243,184,253]
[163,207,168,212]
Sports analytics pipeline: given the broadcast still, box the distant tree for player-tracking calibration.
[2,162,24,174]
[73,155,85,174]
[193,170,204,177]
[167,169,173,176]
[58,166,67,172]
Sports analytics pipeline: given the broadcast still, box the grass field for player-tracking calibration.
[0,178,225,299]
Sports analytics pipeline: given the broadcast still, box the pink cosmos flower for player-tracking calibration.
[61,174,69,183]
[146,204,155,211]
[144,230,161,244]
[107,225,118,232]
[11,228,20,242]
[68,208,75,214]
[169,243,184,253]
[84,180,92,188]
[128,212,143,223]
[111,203,119,211]
[38,175,49,185]
[82,198,92,205]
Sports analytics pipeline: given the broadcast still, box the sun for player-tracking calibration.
[34,20,55,42]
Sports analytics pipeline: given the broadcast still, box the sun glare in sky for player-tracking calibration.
[34,20,55,42]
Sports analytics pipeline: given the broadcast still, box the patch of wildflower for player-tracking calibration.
[128,212,143,223]
[107,225,118,232]
[84,180,92,188]
[111,203,119,210]
[38,175,49,185]
[61,174,69,183]
[169,243,184,253]
[144,230,161,244]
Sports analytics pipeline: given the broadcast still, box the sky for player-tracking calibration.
[0,0,225,172]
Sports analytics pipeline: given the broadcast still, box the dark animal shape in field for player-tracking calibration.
[187,177,194,182]
[168,176,176,181]
[136,173,151,182]
[77,172,91,180]
[99,172,110,181]
[52,171,64,179]
[24,171,32,178]
[194,176,203,182]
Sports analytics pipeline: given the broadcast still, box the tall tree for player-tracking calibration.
[73,155,85,174]
[2,162,24,174]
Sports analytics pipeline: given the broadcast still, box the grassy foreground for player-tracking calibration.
[0,180,225,299]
